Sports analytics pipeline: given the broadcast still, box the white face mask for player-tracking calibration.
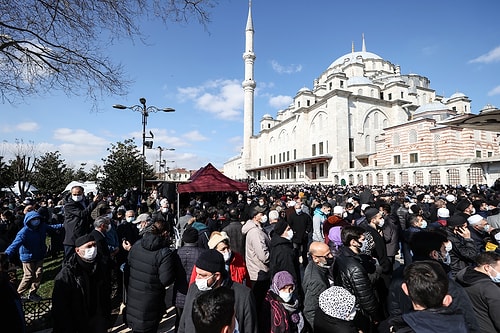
[279,291,293,303]
[81,246,97,262]
[284,229,294,240]
[195,275,215,291]
[223,250,232,262]
[378,218,385,228]
[260,215,268,224]
[445,242,453,252]
[106,213,113,219]
[126,217,135,223]
[72,195,83,202]
[161,207,168,213]
[359,239,368,252]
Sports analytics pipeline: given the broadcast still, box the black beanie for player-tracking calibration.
[274,220,288,236]
[455,199,471,212]
[75,234,95,248]
[447,214,467,227]
[182,227,199,244]
[196,249,225,274]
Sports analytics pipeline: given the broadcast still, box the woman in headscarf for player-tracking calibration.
[259,270,307,333]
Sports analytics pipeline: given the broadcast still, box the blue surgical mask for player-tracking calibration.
[489,266,500,283]
[420,221,427,229]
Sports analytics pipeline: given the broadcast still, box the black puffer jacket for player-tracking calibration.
[332,246,381,322]
[126,232,179,332]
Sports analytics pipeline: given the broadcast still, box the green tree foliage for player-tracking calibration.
[100,139,156,195]
[32,151,73,195]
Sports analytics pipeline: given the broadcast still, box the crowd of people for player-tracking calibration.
[1,179,500,332]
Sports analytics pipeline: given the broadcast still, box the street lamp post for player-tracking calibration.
[113,98,175,193]
[157,146,175,173]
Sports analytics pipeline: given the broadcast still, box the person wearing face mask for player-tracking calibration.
[152,198,176,238]
[241,206,271,310]
[52,234,109,333]
[302,242,334,329]
[456,251,500,333]
[359,208,392,286]
[189,231,250,287]
[179,249,257,333]
[467,214,492,253]
[89,215,114,320]
[288,201,313,269]
[5,211,62,302]
[332,225,383,333]
[269,220,300,284]
[387,231,480,333]
[63,185,102,258]
[260,270,306,333]
[314,286,358,333]
[126,220,180,333]
[445,214,479,278]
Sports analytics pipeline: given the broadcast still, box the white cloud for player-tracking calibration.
[269,95,293,109]
[16,122,40,132]
[176,79,243,120]
[53,128,109,146]
[271,60,303,74]
[488,85,500,96]
[183,130,208,141]
[469,46,500,64]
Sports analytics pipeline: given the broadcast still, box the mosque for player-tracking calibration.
[223,3,500,186]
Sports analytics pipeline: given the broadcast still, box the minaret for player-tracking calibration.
[362,33,366,52]
[242,0,256,176]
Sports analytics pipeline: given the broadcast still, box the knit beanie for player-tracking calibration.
[182,227,199,244]
[455,199,471,212]
[447,214,467,227]
[273,220,289,236]
[195,249,225,274]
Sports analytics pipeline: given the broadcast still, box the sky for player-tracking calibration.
[2,0,500,173]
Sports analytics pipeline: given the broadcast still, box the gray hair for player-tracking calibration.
[94,216,109,228]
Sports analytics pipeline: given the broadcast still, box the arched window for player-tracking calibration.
[408,129,417,143]
[365,135,371,152]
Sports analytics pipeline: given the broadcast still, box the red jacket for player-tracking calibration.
[189,251,251,287]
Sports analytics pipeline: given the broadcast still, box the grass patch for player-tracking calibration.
[38,253,64,298]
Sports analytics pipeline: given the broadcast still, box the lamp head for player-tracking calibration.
[112,104,127,110]
[139,97,146,105]
[161,107,175,113]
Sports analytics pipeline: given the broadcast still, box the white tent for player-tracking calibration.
[2,181,38,196]
[64,181,99,194]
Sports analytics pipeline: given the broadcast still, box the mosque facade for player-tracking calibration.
[223,3,500,186]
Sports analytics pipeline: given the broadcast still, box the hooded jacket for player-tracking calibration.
[456,266,500,332]
[242,219,270,281]
[269,234,299,281]
[5,211,62,262]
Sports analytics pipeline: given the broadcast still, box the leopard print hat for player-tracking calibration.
[318,286,356,320]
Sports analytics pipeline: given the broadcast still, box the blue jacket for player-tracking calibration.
[5,211,62,262]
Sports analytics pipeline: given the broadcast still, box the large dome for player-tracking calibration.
[414,101,448,115]
[328,51,383,69]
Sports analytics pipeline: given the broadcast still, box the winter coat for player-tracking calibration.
[52,253,108,333]
[445,227,479,278]
[222,220,246,259]
[287,211,312,245]
[126,231,179,332]
[381,307,468,333]
[314,308,357,333]
[189,222,210,249]
[302,261,330,328]
[175,243,205,308]
[456,266,500,332]
[332,246,381,322]
[388,260,479,333]
[178,278,258,333]
[242,220,270,281]
[358,220,392,275]
[269,234,299,282]
[63,195,98,246]
[5,211,62,262]
[260,290,306,333]
[312,208,327,242]
[382,214,400,257]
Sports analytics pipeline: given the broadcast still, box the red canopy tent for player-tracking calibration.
[177,163,248,193]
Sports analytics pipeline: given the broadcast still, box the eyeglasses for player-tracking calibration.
[313,252,334,259]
